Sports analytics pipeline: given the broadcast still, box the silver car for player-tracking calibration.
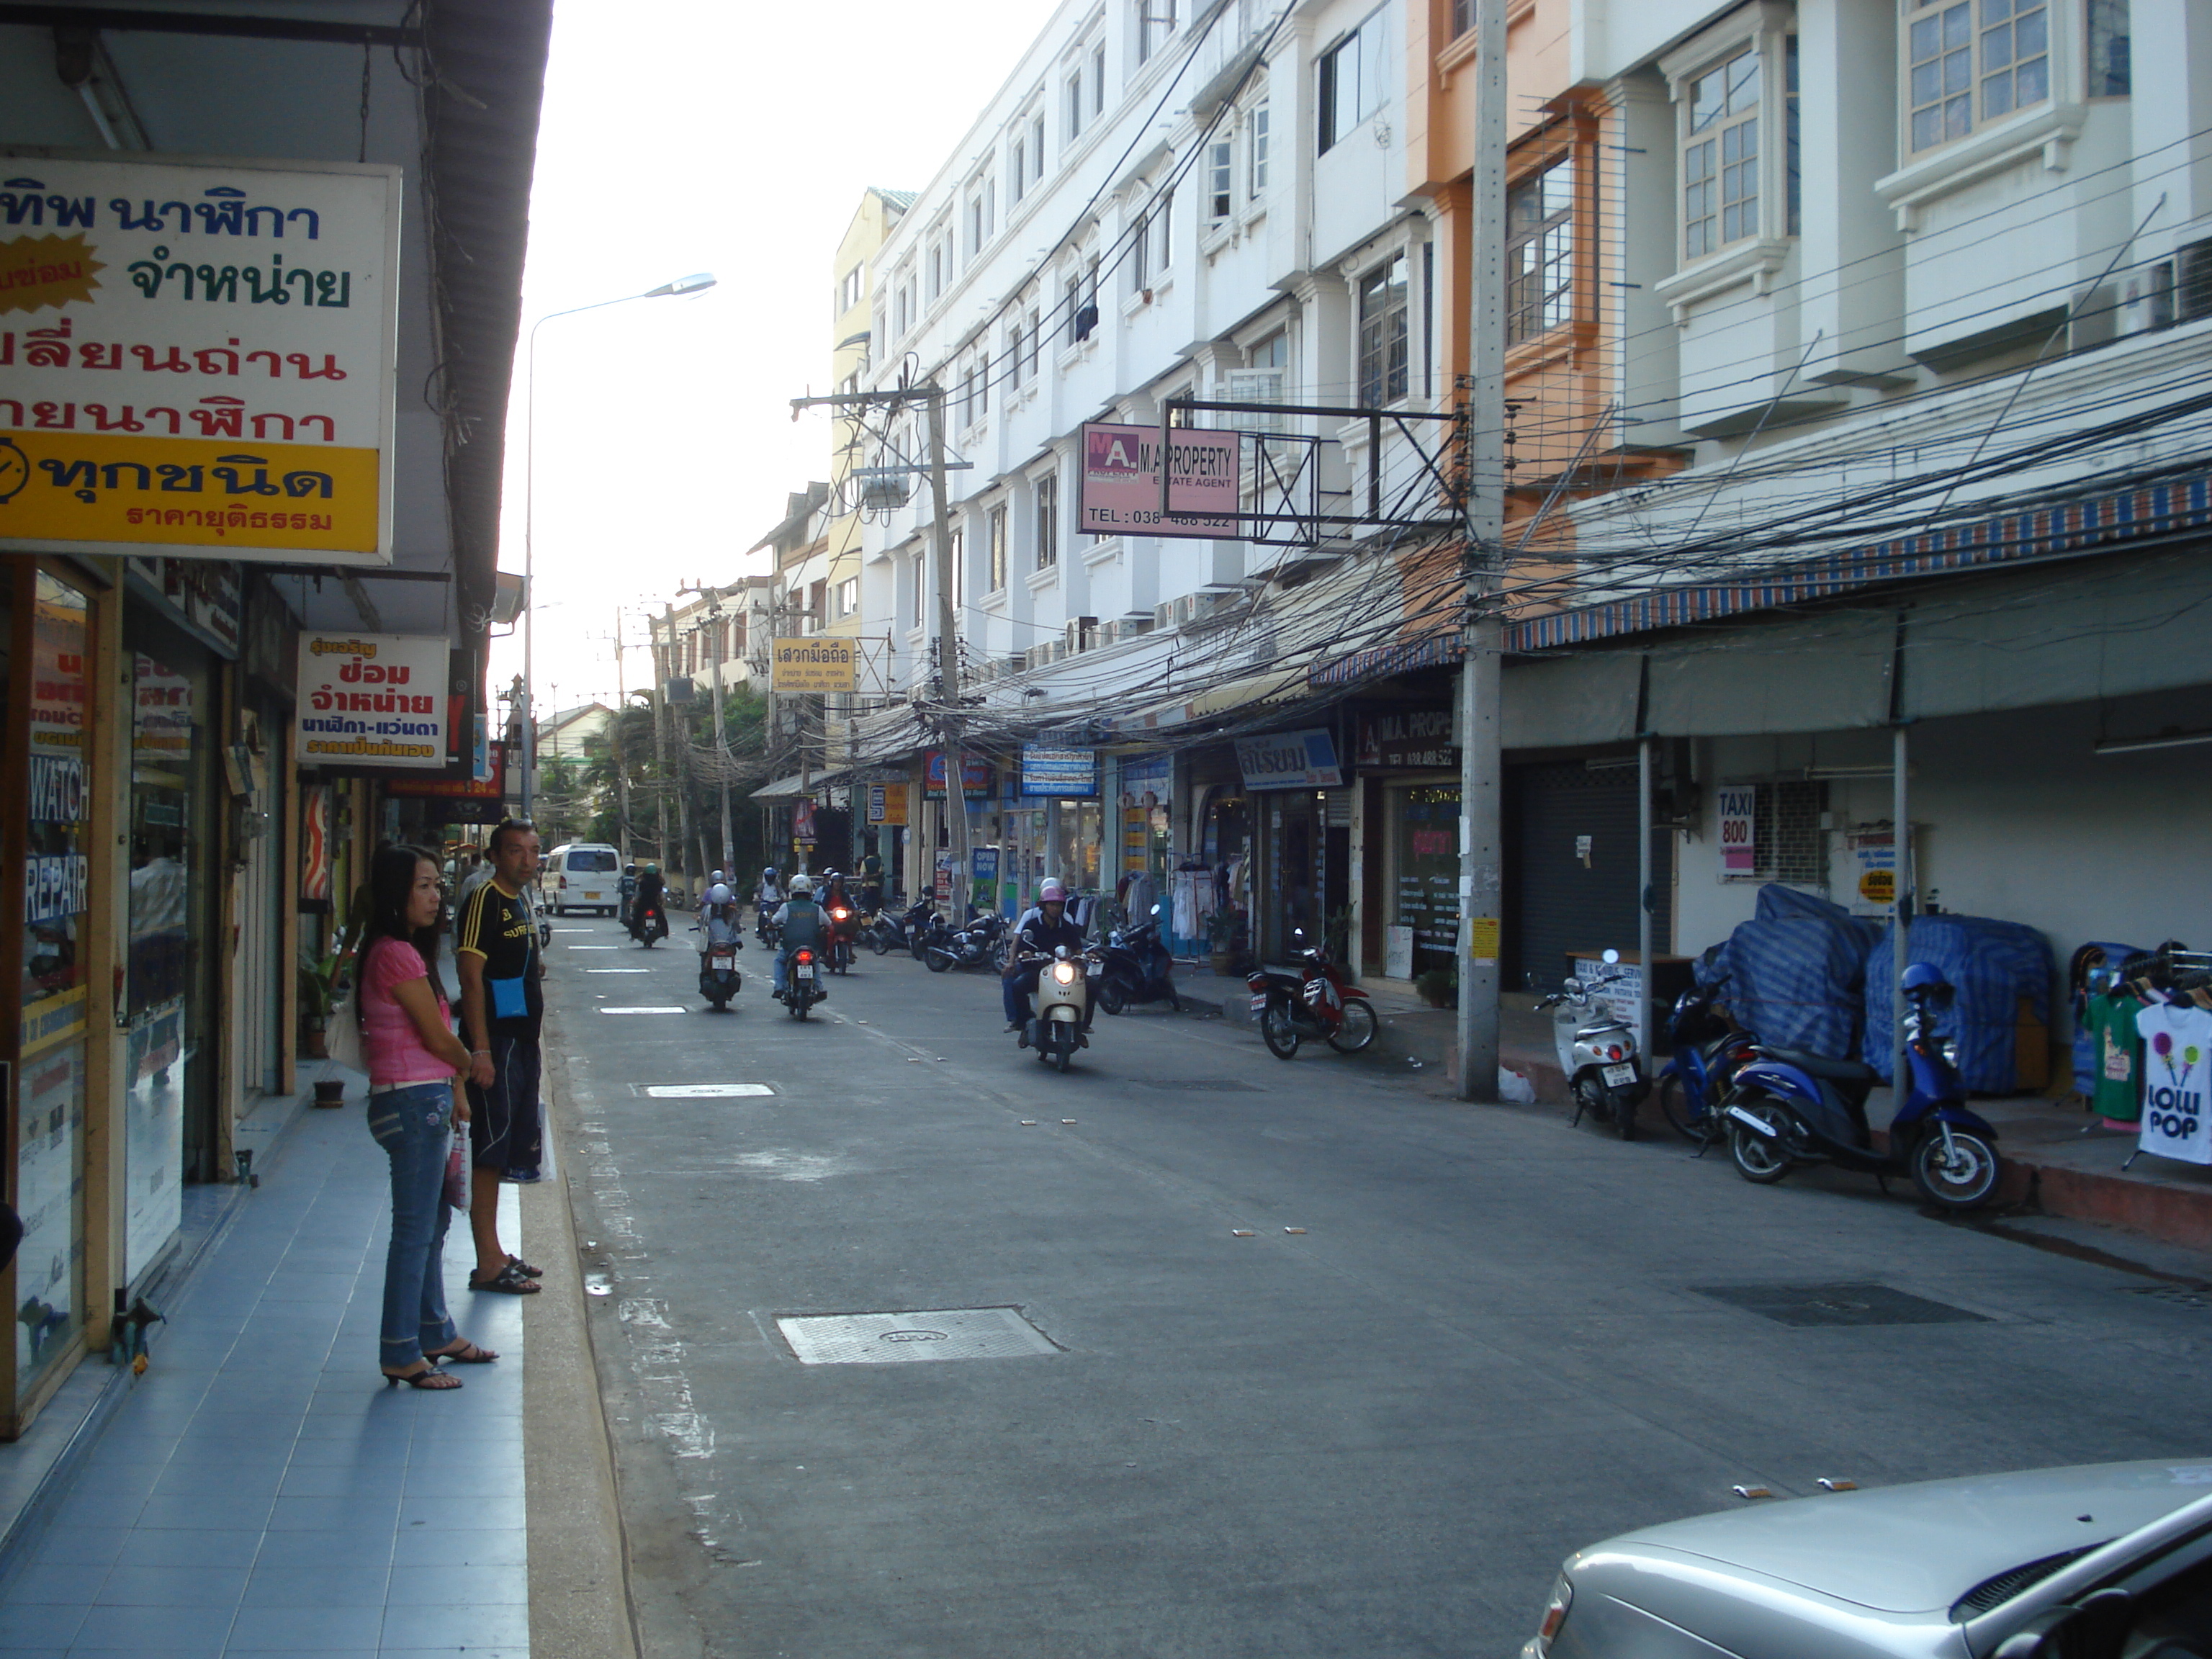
[1524,1460,2212,1658]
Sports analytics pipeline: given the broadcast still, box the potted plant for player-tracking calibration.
[1414,968,1458,1010]
[1205,904,1248,977]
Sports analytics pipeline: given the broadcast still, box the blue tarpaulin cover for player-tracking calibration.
[1696,886,1879,1058]
[1862,915,2054,1092]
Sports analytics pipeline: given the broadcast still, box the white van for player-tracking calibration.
[544,842,623,915]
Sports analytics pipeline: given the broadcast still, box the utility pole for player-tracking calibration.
[923,385,974,921]
[664,601,696,896]
[709,601,736,876]
[1455,0,1507,1102]
[647,612,673,873]
[610,608,633,863]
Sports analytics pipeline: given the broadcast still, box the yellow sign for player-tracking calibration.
[1858,868,1894,906]
[771,635,855,693]
[22,986,87,1058]
[0,431,378,552]
[1,233,104,314]
[1466,916,1501,963]
[867,782,908,827]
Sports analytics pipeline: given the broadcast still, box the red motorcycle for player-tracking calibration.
[1246,927,1378,1060]
[823,899,860,974]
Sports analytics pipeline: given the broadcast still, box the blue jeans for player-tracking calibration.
[367,1082,459,1369]
[775,945,817,994]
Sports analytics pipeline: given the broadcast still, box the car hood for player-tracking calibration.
[1610,1460,2212,1614]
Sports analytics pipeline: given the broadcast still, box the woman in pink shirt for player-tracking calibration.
[356,844,496,1388]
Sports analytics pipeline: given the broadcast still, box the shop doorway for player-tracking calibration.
[1504,760,1672,989]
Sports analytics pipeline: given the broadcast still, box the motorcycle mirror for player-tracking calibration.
[1150,903,1161,917]
[1562,977,1586,998]
[1601,948,1621,965]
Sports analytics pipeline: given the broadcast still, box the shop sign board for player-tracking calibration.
[132,653,194,759]
[1717,786,1757,876]
[866,782,909,826]
[126,556,242,655]
[0,151,400,562]
[973,845,999,885]
[924,750,992,797]
[1021,744,1097,796]
[770,635,855,692]
[383,741,506,803]
[1118,750,1172,804]
[1235,728,1344,791]
[1845,829,1895,916]
[793,798,817,842]
[1078,421,1239,539]
[292,631,449,768]
[1355,709,1457,770]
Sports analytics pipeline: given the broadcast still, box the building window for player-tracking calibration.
[1068,67,1085,140]
[968,191,986,256]
[1683,46,1760,259]
[1357,254,1408,405]
[1093,42,1107,113]
[837,264,863,315]
[976,348,989,417]
[1450,0,1474,38]
[1035,471,1059,568]
[1318,11,1385,154]
[1907,0,2047,153]
[1133,187,1174,288]
[1066,262,1099,346]
[1723,781,1829,884]
[1012,138,1028,203]
[1506,156,1575,345]
[833,577,859,619]
[1032,109,1048,175]
[2089,0,2131,96]
[988,504,1009,590]
[927,237,948,302]
[1208,138,1233,220]
[1025,305,1042,377]
[1138,0,1177,63]
[1249,100,1271,196]
[1009,321,1027,390]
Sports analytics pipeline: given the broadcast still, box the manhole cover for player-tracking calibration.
[1138,1079,1260,1092]
[775,1306,1059,1365]
[2127,1284,2212,1310]
[1694,1282,1989,1328]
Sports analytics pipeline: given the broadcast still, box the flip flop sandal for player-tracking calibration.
[507,1253,544,1280]
[467,1263,540,1295]
[424,1340,498,1364]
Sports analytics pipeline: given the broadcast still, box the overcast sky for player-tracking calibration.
[491,0,1056,719]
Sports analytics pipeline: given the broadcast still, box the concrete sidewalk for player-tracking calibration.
[0,1098,541,1658]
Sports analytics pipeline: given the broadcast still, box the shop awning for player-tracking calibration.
[750,773,812,799]
[1178,660,1311,722]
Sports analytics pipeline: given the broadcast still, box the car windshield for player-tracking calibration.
[570,850,619,872]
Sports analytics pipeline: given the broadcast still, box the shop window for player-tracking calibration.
[1726,779,1828,884]
[1907,0,2047,153]
[1393,784,1460,977]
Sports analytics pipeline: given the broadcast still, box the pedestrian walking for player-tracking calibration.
[358,842,499,1388]
[455,817,547,1295]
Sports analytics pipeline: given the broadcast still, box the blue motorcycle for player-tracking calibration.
[1655,974,1761,1146]
[1722,963,2003,1210]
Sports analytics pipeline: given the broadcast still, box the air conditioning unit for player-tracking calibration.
[1026,640,1060,669]
[2068,282,2121,354]
[1154,600,1177,631]
[2119,260,2175,336]
[2180,237,2212,324]
[1065,615,1098,654]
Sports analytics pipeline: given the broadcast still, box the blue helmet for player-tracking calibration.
[1901,962,1950,994]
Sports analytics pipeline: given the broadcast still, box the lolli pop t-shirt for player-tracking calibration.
[2134,1001,2212,1164]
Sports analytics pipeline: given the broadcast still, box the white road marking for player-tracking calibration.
[637,1084,775,1098]
[567,945,619,950]
[598,1007,689,1015]
[587,968,650,974]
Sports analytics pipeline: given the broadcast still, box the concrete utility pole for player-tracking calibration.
[611,609,633,863]
[647,612,673,873]
[709,603,736,876]
[923,385,974,921]
[1455,0,1508,1102]
[664,602,696,896]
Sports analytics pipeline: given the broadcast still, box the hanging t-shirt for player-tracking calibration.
[2087,992,2144,1122]
[2134,1001,2212,1165]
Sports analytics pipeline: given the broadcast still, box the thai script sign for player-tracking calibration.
[866,782,908,826]
[0,153,399,562]
[384,742,507,799]
[1079,421,1239,539]
[771,635,855,693]
[127,554,242,654]
[293,631,448,768]
[1717,787,1757,876]
[1235,728,1344,791]
[1021,745,1097,797]
[1118,751,1172,804]
[1355,709,1457,770]
[924,750,992,797]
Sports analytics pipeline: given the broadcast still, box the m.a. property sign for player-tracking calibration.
[0,151,400,562]
[1079,422,1238,538]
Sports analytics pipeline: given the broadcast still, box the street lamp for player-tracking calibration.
[520,271,716,821]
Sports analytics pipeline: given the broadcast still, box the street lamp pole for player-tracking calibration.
[521,271,716,822]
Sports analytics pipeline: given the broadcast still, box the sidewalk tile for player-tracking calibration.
[110,1530,262,1569]
[0,1602,80,1646]
[225,1604,383,1649]
[133,1493,275,1531]
[19,1530,122,1570]
[71,1603,234,1647]
[147,1464,287,1503]
[250,1529,395,1570]
[395,1496,522,1532]
[91,1565,247,1607]
[383,1564,526,1605]
[266,1496,399,1532]
[274,1465,405,1500]
[0,1564,107,1604]
[377,1601,529,1650]
[388,1527,523,1568]
[239,1565,389,1607]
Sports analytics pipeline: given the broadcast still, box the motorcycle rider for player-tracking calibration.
[698,881,745,950]
[703,869,727,911]
[617,863,639,927]
[858,850,885,913]
[770,873,826,1001]
[1002,878,1091,1035]
[631,862,667,940]
[755,865,783,929]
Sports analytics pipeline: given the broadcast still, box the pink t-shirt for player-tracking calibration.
[360,938,454,1087]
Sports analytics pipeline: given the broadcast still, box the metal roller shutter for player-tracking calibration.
[1506,762,1671,988]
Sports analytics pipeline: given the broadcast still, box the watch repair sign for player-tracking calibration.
[0,151,399,562]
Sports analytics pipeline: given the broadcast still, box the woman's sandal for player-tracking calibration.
[507,1253,543,1280]
[382,1363,462,1390]
[423,1339,498,1364]
[467,1262,540,1295]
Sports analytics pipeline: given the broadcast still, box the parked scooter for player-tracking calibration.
[1246,927,1378,1061]
[1655,974,1762,1146]
[1722,962,2002,1208]
[925,907,1004,973]
[783,944,824,1020]
[1097,904,1182,1015]
[863,897,914,957]
[1535,949,1650,1139]
[629,895,668,948]
[1017,945,1094,1072]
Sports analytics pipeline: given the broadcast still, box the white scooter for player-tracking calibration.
[1534,948,1650,1141]
[1019,946,1094,1072]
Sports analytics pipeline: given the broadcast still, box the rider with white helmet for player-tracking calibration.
[770,873,824,1000]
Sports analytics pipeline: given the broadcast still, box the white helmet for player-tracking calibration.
[788,874,814,896]
[1038,878,1069,904]
[711,868,727,885]
[708,882,733,905]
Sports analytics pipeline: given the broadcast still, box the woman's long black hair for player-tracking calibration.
[356,842,449,1012]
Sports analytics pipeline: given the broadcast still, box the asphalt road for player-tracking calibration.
[539,912,2212,1659]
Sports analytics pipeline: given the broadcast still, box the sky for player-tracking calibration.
[491,0,1058,719]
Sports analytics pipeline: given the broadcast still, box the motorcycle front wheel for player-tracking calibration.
[1727,1095,1796,1184]
[1261,1005,1300,1060]
[1911,1129,2000,1210]
[1326,999,1378,1054]
[1054,1046,1071,1073]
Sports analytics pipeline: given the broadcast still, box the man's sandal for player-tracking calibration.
[423,1339,498,1364]
[507,1253,543,1280]
[467,1263,539,1295]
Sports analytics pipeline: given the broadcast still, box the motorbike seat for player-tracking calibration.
[1756,1046,1881,1085]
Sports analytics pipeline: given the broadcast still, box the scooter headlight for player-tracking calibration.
[1051,961,1078,985]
